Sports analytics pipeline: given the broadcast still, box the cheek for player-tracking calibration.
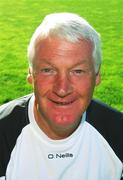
[74,78,96,113]
[33,76,54,95]
[74,77,95,96]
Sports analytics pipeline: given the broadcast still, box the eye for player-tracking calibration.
[42,68,52,73]
[71,69,85,76]
[40,68,56,75]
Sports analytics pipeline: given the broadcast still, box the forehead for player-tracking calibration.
[34,37,93,66]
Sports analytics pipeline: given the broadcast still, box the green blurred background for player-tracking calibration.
[0,0,123,111]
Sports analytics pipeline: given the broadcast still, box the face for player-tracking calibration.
[27,37,100,139]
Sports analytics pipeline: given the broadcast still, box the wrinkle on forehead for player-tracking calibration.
[35,37,93,54]
[33,37,94,69]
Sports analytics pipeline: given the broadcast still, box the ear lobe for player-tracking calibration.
[27,74,33,84]
[95,72,101,86]
[27,68,33,85]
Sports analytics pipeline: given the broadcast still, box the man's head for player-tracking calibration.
[27,12,101,139]
[28,12,102,73]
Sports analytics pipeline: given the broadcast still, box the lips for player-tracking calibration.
[47,92,79,108]
[49,99,75,106]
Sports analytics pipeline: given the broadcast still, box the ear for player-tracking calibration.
[27,68,33,85]
[95,72,101,86]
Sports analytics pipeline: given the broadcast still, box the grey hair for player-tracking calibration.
[27,12,102,73]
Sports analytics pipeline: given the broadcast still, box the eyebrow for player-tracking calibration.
[38,59,56,67]
[38,58,89,69]
[70,60,90,70]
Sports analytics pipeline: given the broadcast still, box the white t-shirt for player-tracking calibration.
[5,96,123,180]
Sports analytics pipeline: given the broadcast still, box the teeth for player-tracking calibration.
[49,98,74,105]
[57,102,69,105]
[54,101,73,105]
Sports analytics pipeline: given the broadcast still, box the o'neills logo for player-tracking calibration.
[48,153,73,159]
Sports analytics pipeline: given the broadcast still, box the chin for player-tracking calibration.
[49,112,82,129]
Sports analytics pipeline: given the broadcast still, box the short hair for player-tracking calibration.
[28,12,102,73]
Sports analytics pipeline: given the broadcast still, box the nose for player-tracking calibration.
[53,73,73,97]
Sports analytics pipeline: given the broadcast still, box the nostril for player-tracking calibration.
[53,88,68,98]
[53,83,73,97]
[52,74,73,97]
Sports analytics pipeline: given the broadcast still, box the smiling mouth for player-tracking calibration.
[49,99,75,106]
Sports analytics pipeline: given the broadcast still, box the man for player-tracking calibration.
[0,12,123,180]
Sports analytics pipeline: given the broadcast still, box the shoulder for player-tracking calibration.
[0,94,32,119]
[0,94,32,135]
[87,99,123,121]
[0,93,33,136]
[86,99,123,161]
[0,94,32,176]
